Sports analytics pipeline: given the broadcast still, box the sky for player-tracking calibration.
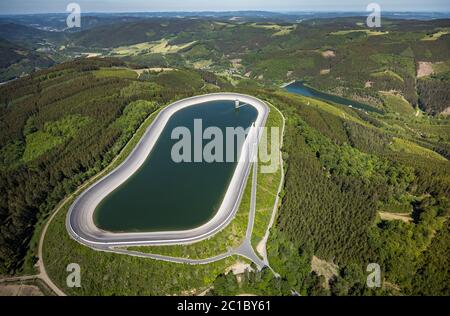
[0,0,449,14]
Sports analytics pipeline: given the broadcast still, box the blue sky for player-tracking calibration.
[1,0,449,14]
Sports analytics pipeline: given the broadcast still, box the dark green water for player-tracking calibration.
[94,100,258,232]
[286,81,383,114]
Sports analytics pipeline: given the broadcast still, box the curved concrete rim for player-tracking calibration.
[66,93,269,248]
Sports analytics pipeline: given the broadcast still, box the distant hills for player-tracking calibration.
[0,12,449,114]
[0,11,449,296]
[0,38,55,81]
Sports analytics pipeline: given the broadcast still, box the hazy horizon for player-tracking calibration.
[1,0,449,15]
[1,10,450,16]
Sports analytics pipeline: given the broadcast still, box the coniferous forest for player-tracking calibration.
[0,12,449,296]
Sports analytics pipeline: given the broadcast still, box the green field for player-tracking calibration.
[371,70,405,83]
[93,68,138,79]
[390,137,447,161]
[380,92,415,115]
[421,30,450,41]
[23,115,92,162]
[329,29,388,36]
[112,39,197,56]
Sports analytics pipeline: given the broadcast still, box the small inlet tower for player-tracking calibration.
[235,99,248,109]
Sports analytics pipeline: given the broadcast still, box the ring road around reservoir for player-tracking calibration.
[66,93,269,249]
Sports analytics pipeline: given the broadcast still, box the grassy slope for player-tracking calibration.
[44,199,236,295]
[93,68,138,79]
[42,103,242,295]
[390,137,447,161]
[23,115,92,162]
[380,92,414,115]
[251,103,284,249]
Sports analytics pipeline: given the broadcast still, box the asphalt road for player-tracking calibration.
[109,161,265,269]
[67,93,269,248]
[234,160,266,269]
[33,94,285,295]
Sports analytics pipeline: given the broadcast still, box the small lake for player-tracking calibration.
[94,100,258,232]
[285,81,383,114]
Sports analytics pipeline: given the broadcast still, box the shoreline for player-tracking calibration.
[280,80,296,88]
[66,92,269,248]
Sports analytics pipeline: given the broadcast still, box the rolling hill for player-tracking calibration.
[0,12,449,296]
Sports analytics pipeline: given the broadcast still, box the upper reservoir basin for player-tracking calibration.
[286,81,383,114]
[94,99,258,232]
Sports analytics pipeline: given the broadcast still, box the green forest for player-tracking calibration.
[0,58,231,274]
[0,14,449,296]
[211,90,449,296]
